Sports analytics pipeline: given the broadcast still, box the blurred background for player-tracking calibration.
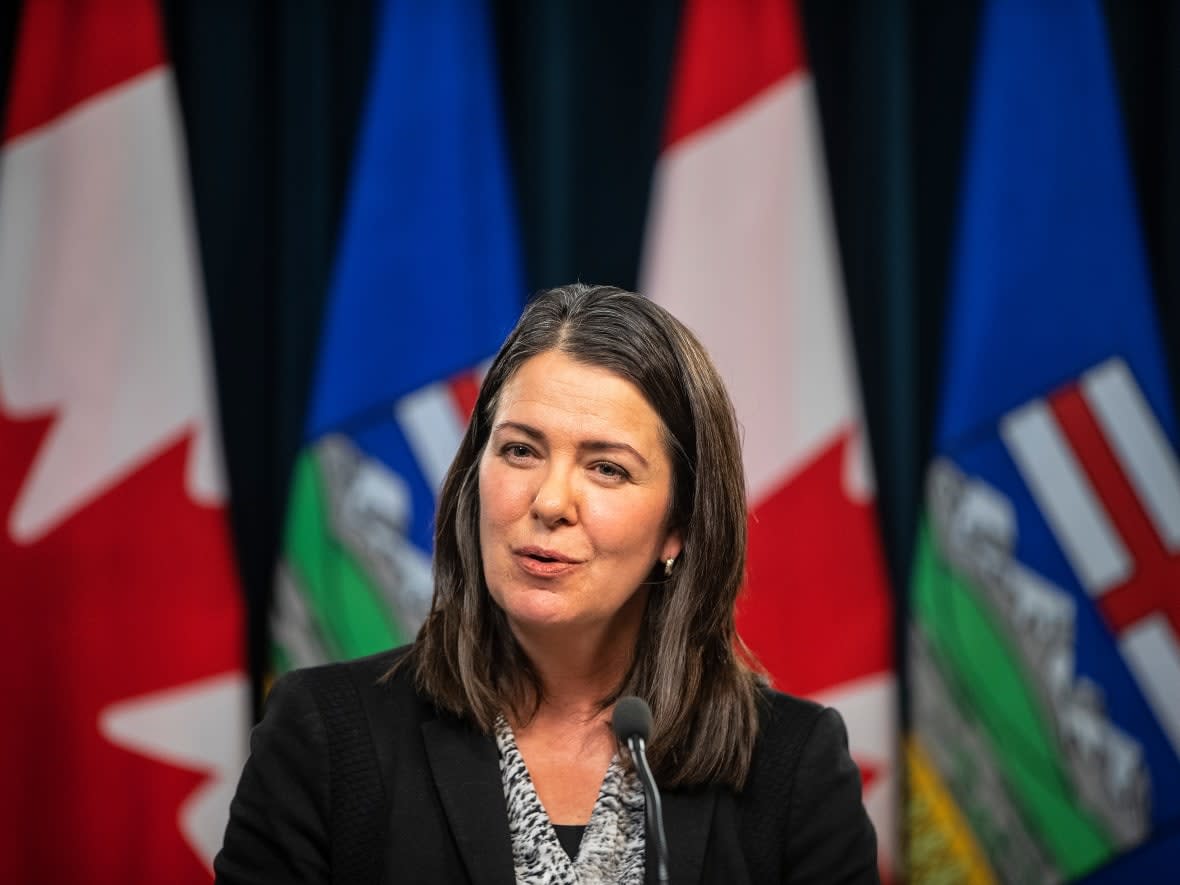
[2,0,1179,883]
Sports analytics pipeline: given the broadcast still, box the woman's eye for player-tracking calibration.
[502,443,533,460]
[593,462,629,481]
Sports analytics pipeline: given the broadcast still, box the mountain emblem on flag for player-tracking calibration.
[273,433,433,667]
[912,356,1180,881]
[274,369,480,668]
[927,458,1149,844]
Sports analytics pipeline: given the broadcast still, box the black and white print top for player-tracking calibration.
[495,715,646,884]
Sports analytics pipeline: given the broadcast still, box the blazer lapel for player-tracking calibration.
[422,717,516,885]
[652,786,717,883]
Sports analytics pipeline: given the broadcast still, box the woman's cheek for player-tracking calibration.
[483,464,534,527]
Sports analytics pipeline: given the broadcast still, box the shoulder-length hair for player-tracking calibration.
[399,282,763,790]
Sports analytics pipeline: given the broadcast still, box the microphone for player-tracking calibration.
[612,696,669,884]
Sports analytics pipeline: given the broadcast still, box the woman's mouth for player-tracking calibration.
[514,547,582,577]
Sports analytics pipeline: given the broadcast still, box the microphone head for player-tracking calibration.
[612,696,653,743]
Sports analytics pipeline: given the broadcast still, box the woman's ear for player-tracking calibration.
[660,529,683,564]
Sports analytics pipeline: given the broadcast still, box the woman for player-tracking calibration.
[215,284,878,884]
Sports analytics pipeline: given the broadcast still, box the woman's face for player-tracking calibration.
[478,349,682,644]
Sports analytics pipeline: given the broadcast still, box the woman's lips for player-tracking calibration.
[513,546,582,578]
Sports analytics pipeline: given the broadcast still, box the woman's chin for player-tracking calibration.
[504,602,581,633]
[494,583,648,644]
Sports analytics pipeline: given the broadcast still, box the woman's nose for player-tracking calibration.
[530,466,577,527]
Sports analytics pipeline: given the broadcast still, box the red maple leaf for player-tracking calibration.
[0,406,243,884]
[738,430,893,698]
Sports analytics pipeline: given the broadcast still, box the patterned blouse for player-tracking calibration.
[494,715,646,884]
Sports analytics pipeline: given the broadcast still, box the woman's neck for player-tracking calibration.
[510,622,636,723]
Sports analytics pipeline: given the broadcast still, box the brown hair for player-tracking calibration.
[399,283,762,789]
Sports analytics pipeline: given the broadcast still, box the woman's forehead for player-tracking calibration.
[493,352,664,446]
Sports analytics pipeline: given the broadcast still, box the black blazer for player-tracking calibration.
[214,649,878,884]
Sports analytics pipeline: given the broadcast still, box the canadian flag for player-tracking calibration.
[642,0,896,876]
[0,2,248,883]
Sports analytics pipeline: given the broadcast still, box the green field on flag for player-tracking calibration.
[912,520,1113,877]
[281,450,408,662]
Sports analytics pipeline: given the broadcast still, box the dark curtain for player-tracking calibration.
[157,0,376,701]
[2,1,1178,713]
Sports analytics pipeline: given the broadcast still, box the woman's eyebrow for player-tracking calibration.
[492,422,650,468]
[491,420,545,441]
[579,440,649,468]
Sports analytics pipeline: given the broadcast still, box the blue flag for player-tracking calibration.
[272,0,523,669]
[906,2,1180,882]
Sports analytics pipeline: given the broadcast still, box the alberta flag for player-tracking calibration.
[642,0,896,876]
[272,0,522,670]
[907,2,1180,882]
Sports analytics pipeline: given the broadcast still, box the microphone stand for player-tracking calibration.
[626,734,670,885]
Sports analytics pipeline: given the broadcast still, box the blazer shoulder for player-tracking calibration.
[755,686,826,755]
[757,685,824,719]
[745,688,879,884]
[283,644,408,686]
[275,645,417,708]
[740,686,827,817]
